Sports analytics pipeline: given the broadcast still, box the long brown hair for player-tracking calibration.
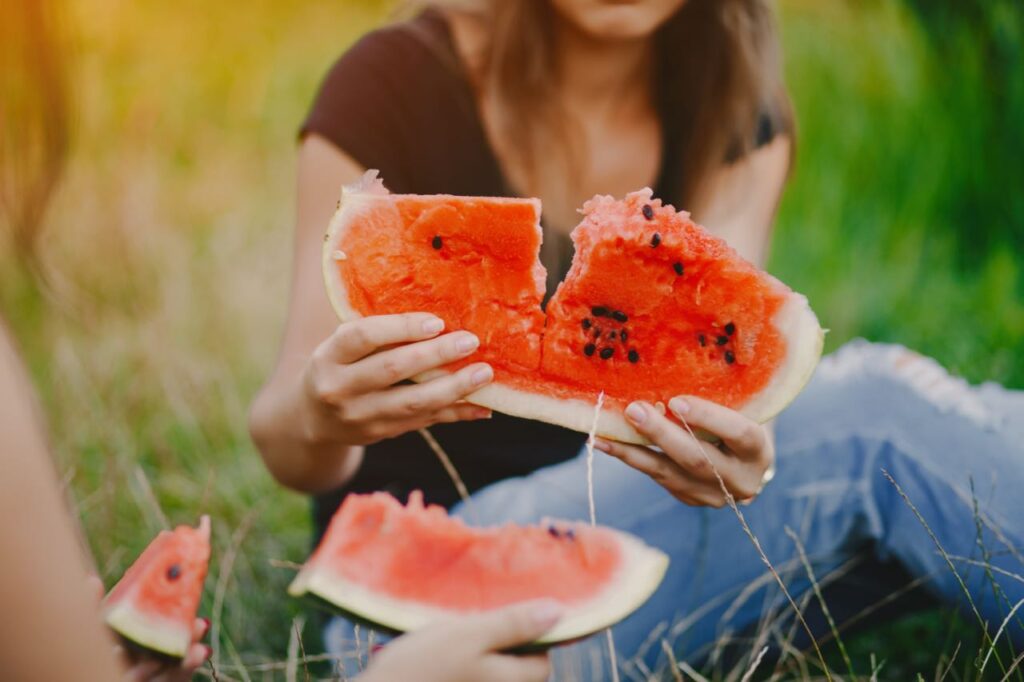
[428,0,793,210]
[0,0,71,259]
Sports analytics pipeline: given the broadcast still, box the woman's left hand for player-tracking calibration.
[593,396,774,507]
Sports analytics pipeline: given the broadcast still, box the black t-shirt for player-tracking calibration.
[300,9,778,538]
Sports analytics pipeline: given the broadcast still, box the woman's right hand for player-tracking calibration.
[302,312,494,445]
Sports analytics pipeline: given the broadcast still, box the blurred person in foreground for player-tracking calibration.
[249,0,1024,674]
[0,3,559,682]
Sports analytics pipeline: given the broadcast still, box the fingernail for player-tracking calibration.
[471,365,493,386]
[591,438,611,453]
[202,644,213,660]
[474,408,492,420]
[624,402,646,425]
[668,397,690,416]
[456,334,480,354]
[532,599,564,628]
[422,317,445,335]
[200,617,211,636]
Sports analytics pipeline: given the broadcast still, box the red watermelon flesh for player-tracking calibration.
[324,171,823,443]
[287,492,668,644]
[103,516,211,658]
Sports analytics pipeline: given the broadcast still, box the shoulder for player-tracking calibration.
[310,11,456,115]
[301,11,473,191]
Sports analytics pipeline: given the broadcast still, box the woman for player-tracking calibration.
[1,2,560,681]
[250,0,1024,674]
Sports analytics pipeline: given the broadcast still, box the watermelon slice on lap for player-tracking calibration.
[287,492,668,645]
[103,516,211,659]
[323,171,824,443]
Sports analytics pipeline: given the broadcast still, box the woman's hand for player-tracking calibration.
[302,312,494,446]
[593,396,774,507]
[117,618,210,682]
[359,600,562,682]
[88,576,211,682]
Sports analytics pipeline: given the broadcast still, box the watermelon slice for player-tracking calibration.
[287,492,668,645]
[103,516,211,658]
[324,171,824,443]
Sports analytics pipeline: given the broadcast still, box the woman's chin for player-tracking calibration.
[551,0,687,42]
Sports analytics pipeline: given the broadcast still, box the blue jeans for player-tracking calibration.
[324,341,1024,677]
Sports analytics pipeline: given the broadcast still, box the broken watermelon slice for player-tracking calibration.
[323,171,824,443]
[103,516,211,658]
[287,492,668,645]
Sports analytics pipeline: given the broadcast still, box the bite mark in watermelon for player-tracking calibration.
[103,516,211,658]
[287,492,668,644]
[324,171,824,443]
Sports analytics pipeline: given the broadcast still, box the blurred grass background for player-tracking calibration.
[0,0,1021,678]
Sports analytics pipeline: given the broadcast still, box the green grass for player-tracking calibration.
[1,0,1021,678]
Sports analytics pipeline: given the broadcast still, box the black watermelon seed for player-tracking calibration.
[673,262,684,276]
[716,335,729,346]
[698,334,706,347]
[582,318,592,330]
[650,232,661,248]
[612,310,628,323]
[167,564,181,581]
[547,526,560,538]
[642,204,654,220]
[608,330,617,340]
[431,235,442,250]
[584,343,596,356]
[591,306,609,318]
[599,347,615,360]
[565,528,576,540]
[628,349,640,363]
[620,329,628,343]
[592,327,601,339]
[725,322,736,336]
[725,350,736,364]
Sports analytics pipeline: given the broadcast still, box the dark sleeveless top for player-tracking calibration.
[300,9,779,538]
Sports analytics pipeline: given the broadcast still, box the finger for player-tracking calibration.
[668,396,767,460]
[592,438,708,505]
[353,404,490,443]
[181,643,212,673]
[126,660,160,682]
[349,363,493,421]
[461,600,563,652]
[622,402,735,482]
[480,653,552,682]
[193,617,211,641]
[326,313,447,363]
[342,331,481,393]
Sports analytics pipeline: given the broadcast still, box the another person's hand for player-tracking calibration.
[359,600,563,682]
[593,396,774,507]
[89,576,211,682]
[303,313,493,445]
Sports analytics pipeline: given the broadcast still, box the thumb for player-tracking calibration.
[465,599,564,652]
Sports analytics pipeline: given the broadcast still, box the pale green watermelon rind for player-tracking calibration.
[421,290,824,445]
[104,602,191,658]
[287,529,669,645]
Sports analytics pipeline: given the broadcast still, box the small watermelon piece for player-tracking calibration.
[103,516,211,658]
[287,492,668,645]
[324,171,824,443]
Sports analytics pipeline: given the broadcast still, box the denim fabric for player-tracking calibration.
[324,341,1024,678]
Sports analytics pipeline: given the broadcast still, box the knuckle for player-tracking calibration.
[737,423,763,451]
[342,321,372,350]
[401,395,427,416]
[378,356,407,385]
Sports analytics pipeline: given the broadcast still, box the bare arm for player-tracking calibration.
[692,134,792,268]
[249,135,492,493]
[0,324,124,682]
